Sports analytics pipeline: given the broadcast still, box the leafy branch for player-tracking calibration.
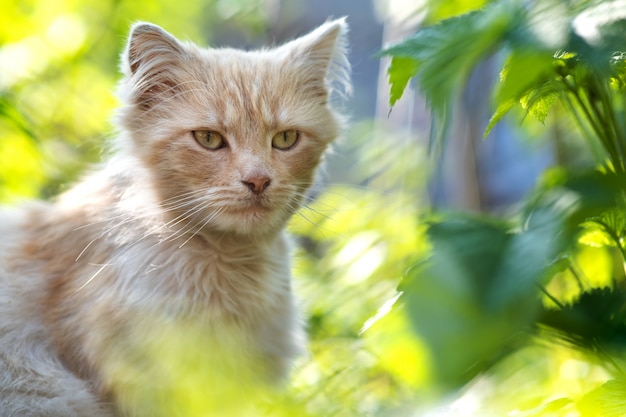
[381,0,626,172]
[383,1,626,410]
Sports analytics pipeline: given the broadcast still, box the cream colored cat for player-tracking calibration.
[0,19,350,416]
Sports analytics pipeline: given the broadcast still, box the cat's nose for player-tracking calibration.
[242,176,271,194]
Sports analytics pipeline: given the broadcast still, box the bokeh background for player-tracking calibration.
[0,0,558,208]
[0,0,612,416]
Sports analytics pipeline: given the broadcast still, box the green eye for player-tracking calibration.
[193,130,225,150]
[271,130,299,150]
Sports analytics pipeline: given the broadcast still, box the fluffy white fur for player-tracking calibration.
[0,19,350,416]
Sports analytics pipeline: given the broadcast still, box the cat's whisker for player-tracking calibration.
[83,189,214,228]
[162,199,210,228]
[160,203,215,243]
[159,189,208,205]
[166,191,232,216]
[299,205,337,224]
[177,208,225,249]
[278,193,350,240]
[75,235,102,262]
[73,263,110,293]
[292,210,346,240]
[75,195,204,262]
[72,191,204,234]
[76,218,136,262]
[157,196,234,244]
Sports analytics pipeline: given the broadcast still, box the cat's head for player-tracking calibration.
[115,20,350,237]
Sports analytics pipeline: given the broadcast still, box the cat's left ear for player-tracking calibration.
[282,18,352,100]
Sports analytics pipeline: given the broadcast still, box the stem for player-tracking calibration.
[620,85,626,150]
[596,344,625,375]
[561,94,606,163]
[564,78,623,171]
[592,218,626,263]
[591,74,626,171]
[537,284,566,309]
[568,264,586,292]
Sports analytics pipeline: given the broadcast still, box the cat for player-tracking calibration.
[0,18,350,417]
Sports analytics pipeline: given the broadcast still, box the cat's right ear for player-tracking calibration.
[123,23,184,76]
[120,23,186,108]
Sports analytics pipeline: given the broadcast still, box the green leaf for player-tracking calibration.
[540,288,626,352]
[387,56,420,106]
[526,169,626,245]
[496,52,554,105]
[484,51,556,136]
[521,88,559,124]
[484,98,514,138]
[381,1,518,142]
[580,207,626,250]
[402,210,563,390]
[578,378,626,417]
[491,208,563,308]
[424,0,489,23]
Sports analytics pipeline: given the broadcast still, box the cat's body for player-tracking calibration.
[0,19,349,416]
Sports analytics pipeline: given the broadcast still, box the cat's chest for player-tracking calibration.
[115,234,292,320]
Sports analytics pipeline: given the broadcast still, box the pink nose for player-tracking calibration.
[242,176,271,194]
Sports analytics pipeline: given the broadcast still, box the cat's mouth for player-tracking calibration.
[226,195,273,216]
[212,198,278,234]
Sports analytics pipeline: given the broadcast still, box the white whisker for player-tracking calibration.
[177,208,225,249]
[74,263,110,293]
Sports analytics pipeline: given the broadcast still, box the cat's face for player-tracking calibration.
[116,21,350,236]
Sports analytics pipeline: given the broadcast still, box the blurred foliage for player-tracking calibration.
[381,0,626,416]
[286,122,432,416]
[403,209,563,390]
[382,0,626,165]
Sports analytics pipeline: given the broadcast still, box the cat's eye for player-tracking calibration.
[272,130,299,150]
[193,130,226,150]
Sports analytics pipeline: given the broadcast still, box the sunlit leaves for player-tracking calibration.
[288,188,428,413]
[485,51,558,137]
[284,119,433,412]
[290,185,425,340]
[580,208,626,251]
[423,0,489,23]
[0,96,36,140]
[379,0,626,414]
[578,378,626,417]
[361,302,431,389]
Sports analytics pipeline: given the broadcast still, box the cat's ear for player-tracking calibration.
[123,22,184,76]
[283,18,352,100]
[121,23,186,107]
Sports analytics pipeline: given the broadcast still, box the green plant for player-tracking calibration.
[382,0,626,414]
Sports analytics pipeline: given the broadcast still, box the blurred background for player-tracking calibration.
[0,1,607,416]
[0,0,560,209]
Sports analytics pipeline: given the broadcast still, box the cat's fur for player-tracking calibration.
[0,19,350,416]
